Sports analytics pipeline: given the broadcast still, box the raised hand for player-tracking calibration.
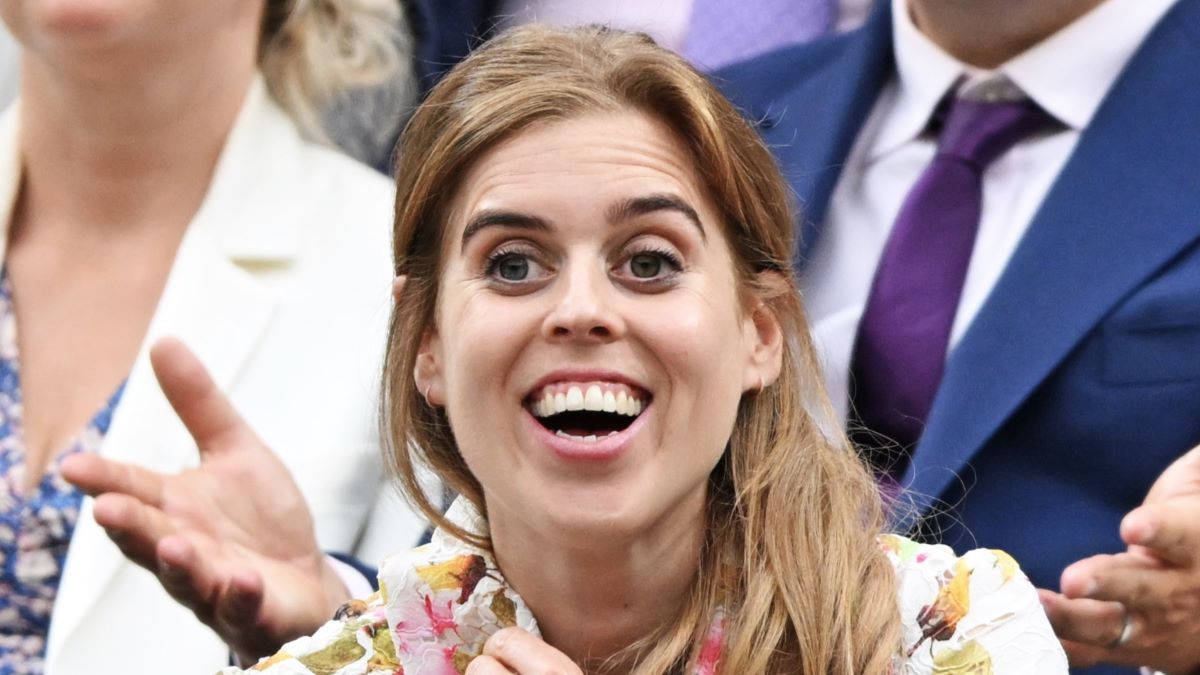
[1040,445,1200,674]
[60,337,352,664]
[465,628,583,675]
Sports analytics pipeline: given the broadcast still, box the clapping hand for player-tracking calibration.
[1040,445,1200,674]
[61,338,350,665]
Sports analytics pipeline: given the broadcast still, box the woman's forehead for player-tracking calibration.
[446,110,714,235]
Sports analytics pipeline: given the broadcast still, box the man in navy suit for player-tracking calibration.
[717,0,1200,672]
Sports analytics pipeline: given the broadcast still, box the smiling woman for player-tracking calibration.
[223,25,1067,675]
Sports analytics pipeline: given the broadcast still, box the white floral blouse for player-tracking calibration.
[222,500,1067,675]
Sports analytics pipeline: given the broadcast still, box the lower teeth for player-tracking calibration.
[554,430,620,443]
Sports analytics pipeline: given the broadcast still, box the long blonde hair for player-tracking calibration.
[382,25,901,674]
[259,0,409,143]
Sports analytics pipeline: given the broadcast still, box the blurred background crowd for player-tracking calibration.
[0,0,873,166]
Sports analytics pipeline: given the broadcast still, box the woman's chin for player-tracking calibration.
[509,488,656,547]
[25,3,125,39]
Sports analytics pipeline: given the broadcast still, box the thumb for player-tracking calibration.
[151,337,256,457]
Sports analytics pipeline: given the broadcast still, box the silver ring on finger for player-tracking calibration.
[1109,603,1135,649]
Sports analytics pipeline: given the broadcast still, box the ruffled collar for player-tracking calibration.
[376,499,540,672]
[378,499,725,674]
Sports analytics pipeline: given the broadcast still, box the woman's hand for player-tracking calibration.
[61,337,349,665]
[466,628,583,674]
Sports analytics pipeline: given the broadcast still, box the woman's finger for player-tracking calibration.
[482,628,581,674]
[214,566,267,634]
[150,337,257,456]
[91,492,176,568]
[464,654,516,674]
[156,531,226,623]
[62,453,165,507]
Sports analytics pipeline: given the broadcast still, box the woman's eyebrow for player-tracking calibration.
[461,211,552,252]
[607,194,706,241]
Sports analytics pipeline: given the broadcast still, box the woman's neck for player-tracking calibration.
[13,29,258,240]
[490,491,708,671]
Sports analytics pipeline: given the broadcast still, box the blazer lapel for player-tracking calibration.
[47,81,300,661]
[47,226,282,662]
[0,105,19,263]
[905,0,1200,510]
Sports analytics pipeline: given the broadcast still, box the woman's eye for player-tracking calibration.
[629,253,663,279]
[619,248,682,283]
[485,249,547,284]
[497,255,530,281]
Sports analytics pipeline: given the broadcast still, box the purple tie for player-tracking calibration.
[851,95,1056,466]
[683,0,836,70]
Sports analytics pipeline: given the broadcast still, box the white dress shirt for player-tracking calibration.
[804,0,1178,420]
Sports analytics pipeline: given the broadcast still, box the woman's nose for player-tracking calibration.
[541,265,626,343]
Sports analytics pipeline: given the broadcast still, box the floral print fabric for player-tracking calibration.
[226,502,1066,675]
[881,534,1067,673]
[0,271,125,674]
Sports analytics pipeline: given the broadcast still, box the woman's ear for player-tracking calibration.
[413,328,446,407]
[392,275,408,302]
[743,275,786,393]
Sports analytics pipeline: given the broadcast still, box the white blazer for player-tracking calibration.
[0,80,428,674]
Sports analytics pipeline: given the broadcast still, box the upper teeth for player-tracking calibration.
[532,384,645,418]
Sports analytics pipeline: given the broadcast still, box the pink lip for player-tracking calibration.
[521,404,650,463]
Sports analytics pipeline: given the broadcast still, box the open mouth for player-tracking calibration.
[525,382,650,443]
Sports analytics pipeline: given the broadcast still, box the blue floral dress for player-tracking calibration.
[0,271,124,674]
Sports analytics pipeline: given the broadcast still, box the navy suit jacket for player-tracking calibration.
[718,3,1200,672]
[405,0,499,95]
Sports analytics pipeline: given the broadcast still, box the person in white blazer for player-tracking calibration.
[0,0,424,673]
[0,24,15,110]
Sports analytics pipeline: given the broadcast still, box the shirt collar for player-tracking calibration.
[869,0,1179,160]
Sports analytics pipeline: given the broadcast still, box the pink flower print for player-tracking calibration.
[393,593,461,654]
[693,612,726,675]
[424,595,459,637]
[403,642,461,675]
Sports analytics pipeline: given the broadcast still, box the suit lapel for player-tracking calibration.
[751,1,894,262]
[905,0,1200,509]
[47,82,299,662]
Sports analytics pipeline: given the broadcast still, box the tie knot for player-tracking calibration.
[935,96,1057,168]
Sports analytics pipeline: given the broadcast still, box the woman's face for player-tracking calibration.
[0,0,261,55]
[417,110,781,544]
